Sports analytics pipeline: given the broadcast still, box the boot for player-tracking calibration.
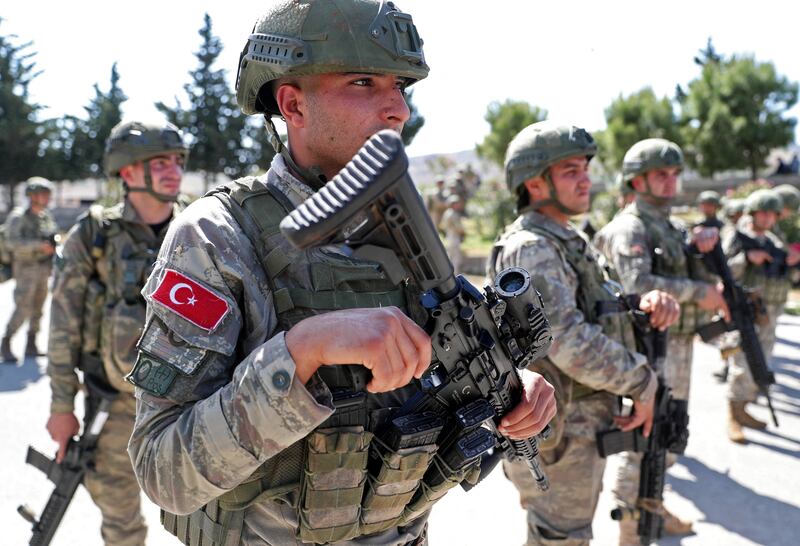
[727,402,747,444]
[731,400,768,430]
[1,335,16,363]
[618,519,638,546]
[25,333,44,357]
[662,506,694,536]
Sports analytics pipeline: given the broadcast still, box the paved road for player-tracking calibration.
[1,280,798,545]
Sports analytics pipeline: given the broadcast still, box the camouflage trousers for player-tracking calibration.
[5,260,50,337]
[612,333,693,508]
[445,233,463,275]
[503,394,615,546]
[728,303,781,402]
[84,394,147,546]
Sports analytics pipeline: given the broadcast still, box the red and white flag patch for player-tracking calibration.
[151,269,230,332]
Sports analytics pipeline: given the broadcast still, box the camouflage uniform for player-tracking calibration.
[441,203,465,274]
[425,183,448,231]
[48,199,184,545]
[2,205,56,345]
[128,156,431,545]
[724,217,789,403]
[594,196,712,511]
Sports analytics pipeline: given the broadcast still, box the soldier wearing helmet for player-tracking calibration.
[696,190,724,230]
[489,121,679,545]
[45,120,189,545]
[594,138,730,542]
[722,189,798,443]
[723,198,746,226]
[126,3,554,545]
[1,177,57,363]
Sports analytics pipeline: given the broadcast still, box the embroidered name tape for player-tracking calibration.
[151,268,229,331]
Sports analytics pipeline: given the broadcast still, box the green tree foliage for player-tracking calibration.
[679,42,798,179]
[0,20,43,209]
[401,89,424,146]
[594,88,683,173]
[157,13,271,190]
[476,100,547,166]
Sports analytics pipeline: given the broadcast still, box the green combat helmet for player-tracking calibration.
[697,190,722,206]
[723,198,745,219]
[24,177,54,195]
[504,121,596,214]
[744,189,783,214]
[622,138,683,206]
[234,0,429,184]
[773,184,800,213]
[104,120,189,203]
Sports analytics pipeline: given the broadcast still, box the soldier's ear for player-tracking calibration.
[631,176,645,193]
[523,177,546,200]
[275,81,306,129]
[119,164,138,186]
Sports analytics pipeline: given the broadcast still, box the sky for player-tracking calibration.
[3,0,799,159]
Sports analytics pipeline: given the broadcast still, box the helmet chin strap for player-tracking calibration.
[639,176,674,209]
[125,163,179,203]
[265,118,327,191]
[529,170,583,216]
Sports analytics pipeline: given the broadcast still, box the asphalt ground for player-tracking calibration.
[1,279,798,545]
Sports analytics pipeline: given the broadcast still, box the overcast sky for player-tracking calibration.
[4,1,799,158]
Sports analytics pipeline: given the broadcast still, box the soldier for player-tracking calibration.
[594,138,730,543]
[723,198,745,228]
[425,178,448,231]
[46,120,189,545]
[724,189,797,443]
[696,190,724,229]
[489,121,679,546]
[1,177,57,363]
[441,194,466,274]
[126,2,555,545]
[774,183,800,223]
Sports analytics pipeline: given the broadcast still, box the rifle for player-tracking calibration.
[279,130,554,489]
[734,230,798,278]
[596,294,689,546]
[701,242,779,427]
[18,373,118,546]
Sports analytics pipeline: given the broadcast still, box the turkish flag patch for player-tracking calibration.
[151,269,230,332]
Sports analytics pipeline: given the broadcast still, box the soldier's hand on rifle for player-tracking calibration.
[46,412,80,463]
[698,282,731,322]
[639,290,680,331]
[614,396,655,438]
[746,249,773,266]
[497,369,556,440]
[39,241,55,256]
[690,226,720,253]
[286,306,431,393]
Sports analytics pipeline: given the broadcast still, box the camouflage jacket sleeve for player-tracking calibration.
[722,229,747,280]
[5,211,45,259]
[128,198,334,516]
[595,216,708,303]
[494,237,655,399]
[47,219,95,413]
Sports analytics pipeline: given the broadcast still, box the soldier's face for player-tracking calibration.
[280,72,410,178]
[752,210,777,231]
[125,154,184,197]
[29,191,51,209]
[641,167,680,198]
[699,202,718,218]
[549,156,592,213]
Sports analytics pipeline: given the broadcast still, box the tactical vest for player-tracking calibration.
[621,204,710,335]
[162,177,466,546]
[490,216,637,448]
[79,204,171,393]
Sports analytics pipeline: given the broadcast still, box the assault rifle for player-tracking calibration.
[280,130,554,489]
[701,242,779,427]
[734,231,798,278]
[18,374,118,546]
[595,294,689,545]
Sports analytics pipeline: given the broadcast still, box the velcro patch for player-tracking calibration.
[127,352,178,396]
[151,268,230,332]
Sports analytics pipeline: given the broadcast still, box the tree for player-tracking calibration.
[401,89,424,146]
[0,20,44,209]
[70,63,127,179]
[594,88,683,173]
[476,100,547,166]
[157,13,269,191]
[679,42,798,179]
